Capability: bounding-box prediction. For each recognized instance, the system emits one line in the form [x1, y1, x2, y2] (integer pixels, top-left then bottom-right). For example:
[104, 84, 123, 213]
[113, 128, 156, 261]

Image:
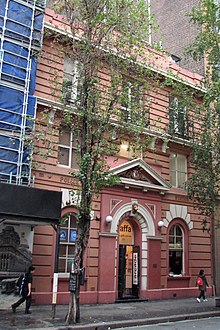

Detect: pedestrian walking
[196, 269, 209, 303]
[11, 265, 35, 314]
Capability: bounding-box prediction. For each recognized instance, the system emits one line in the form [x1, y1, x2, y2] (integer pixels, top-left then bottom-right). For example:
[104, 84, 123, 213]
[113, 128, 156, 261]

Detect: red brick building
[28, 8, 212, 305]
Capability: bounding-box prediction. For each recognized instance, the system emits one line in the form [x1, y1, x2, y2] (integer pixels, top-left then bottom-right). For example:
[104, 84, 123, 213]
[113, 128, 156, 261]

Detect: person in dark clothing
[11, 265, 35, 314]
[196, 269, 209, 302]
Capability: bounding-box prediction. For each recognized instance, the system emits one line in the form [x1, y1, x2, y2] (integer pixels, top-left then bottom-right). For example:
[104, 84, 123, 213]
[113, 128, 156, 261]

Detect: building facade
[150, 0, 205, 75]
[0, 1, 212, 306]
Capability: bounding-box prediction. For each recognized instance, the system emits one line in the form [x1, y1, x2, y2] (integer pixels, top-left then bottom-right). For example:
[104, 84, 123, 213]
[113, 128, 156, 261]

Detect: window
[120, 78, 145, 123]
[169, 224, 184, 275]
[59, 214, 77, 273]
[170, 153, 187, 189]
[62, 58, 83, 105]
[58, 125, 80, 168]
[169, 96, 188, 138]
[213, 0, 220, 33]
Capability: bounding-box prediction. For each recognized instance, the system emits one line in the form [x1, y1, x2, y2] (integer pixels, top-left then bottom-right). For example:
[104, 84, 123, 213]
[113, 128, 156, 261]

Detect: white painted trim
[109, 158, 171, 192]
[164, 204, 193, 230]
[111, 202, 155, 292]
[110, 203, 155, 236]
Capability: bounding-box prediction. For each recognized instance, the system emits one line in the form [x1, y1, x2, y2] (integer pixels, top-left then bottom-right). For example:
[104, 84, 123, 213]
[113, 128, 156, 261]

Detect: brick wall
[151, 0, 205, 75]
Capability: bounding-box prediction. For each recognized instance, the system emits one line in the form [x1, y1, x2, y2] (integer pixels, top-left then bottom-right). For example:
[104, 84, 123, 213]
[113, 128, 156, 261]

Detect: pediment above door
[109, 158, 171, 193]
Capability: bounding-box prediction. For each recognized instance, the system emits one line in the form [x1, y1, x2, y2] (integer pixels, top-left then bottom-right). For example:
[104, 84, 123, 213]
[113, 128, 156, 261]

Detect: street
[115, 316, 220, 329]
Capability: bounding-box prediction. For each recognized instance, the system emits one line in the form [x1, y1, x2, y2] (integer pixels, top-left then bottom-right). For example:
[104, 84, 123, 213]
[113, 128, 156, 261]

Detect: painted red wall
[148, 239, 162, 289]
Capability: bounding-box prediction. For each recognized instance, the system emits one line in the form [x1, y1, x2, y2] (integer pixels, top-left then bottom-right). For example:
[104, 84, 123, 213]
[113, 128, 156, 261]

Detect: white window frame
[63, 58, 83, 105]
[170, 153, 187, 189]
[59, 214, 77, 274]
[169, 224, 184, 276]
[169, 96, 187, 137]
[121, 79, 143, 122]
[57, 125, 79, 168]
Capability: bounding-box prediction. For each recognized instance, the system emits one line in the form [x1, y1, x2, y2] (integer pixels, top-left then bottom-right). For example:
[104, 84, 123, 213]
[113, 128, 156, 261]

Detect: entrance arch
[110, 203, 156, 296]
[110, 203, 155, 236]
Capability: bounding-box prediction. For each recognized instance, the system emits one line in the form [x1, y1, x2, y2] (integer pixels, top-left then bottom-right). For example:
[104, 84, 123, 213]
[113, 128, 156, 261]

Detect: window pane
[59, 245, 67, 257]
[170, 155, 176, 170]
[59, 128, 70, 146]
[169, 250, 183, 275]
[176, 237, 182, 248]
[170, 171, 176, 186]
[67, 261, 72, 273]
[175, 225, 182, 236]
[177, 155, 186, 172]
[121, 81, 130, 109]
[58, 258, 66, 272]
[70, 215, 77, 228]
[169, 226, 174, 235]
[58, 147, 69, 166]
[178, 173, 186, 188]
[68, 245, 75, 255]
[60, 229, 68, 242]
[71, 150, 80, 168]
[70, 230, 77, 242]
[169, 236, 174, 244]
[64, 57, 74, 74]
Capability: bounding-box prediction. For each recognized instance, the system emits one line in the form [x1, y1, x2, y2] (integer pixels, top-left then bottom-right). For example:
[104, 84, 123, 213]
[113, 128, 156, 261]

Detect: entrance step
[115, 298, 149, 303]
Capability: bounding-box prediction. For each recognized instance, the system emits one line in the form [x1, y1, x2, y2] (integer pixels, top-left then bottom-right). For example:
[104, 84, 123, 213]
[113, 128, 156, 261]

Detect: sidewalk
[0, 297, 220, 330]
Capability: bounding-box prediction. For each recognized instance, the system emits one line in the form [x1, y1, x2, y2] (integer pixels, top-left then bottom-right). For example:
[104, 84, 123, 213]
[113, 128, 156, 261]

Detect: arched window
[169, 224, 184, 276]
[59, 214, 77, 273]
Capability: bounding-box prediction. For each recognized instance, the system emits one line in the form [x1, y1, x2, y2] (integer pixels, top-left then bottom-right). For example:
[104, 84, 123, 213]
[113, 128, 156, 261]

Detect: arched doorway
[118, 219, 139, 299]
[111, 203, 155, 300]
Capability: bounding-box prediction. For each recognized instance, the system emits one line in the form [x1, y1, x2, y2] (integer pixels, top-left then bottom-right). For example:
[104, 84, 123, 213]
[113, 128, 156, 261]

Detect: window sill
[167, 275, 190, 280]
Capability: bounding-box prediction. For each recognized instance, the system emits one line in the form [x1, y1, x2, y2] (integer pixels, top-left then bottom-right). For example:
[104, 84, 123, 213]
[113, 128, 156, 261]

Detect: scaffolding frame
[0, 0, 45, 185]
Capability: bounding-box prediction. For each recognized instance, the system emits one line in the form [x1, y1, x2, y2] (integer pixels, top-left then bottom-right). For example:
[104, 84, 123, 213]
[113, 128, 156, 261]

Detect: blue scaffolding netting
[0, 0, 45, 184]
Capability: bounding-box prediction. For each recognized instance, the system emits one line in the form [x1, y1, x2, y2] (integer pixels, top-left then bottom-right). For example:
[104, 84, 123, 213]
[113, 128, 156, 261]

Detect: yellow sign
[119, 220, 133, 245]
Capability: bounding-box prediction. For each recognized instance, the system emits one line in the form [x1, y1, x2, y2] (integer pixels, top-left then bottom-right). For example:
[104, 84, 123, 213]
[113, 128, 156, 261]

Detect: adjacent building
[150, 0, 205, 75]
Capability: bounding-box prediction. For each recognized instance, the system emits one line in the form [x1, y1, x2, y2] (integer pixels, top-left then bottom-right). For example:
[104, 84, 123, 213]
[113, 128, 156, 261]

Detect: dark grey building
[151, 0, 205, 75]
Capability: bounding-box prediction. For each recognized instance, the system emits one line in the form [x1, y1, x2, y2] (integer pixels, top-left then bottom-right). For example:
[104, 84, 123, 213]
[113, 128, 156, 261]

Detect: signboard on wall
[133, 252, 138, 285]
[69, 273, 78, 292]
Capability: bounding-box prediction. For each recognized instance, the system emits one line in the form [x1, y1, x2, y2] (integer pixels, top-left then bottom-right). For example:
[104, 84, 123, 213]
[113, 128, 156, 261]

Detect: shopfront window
[169, 224, 184, 276]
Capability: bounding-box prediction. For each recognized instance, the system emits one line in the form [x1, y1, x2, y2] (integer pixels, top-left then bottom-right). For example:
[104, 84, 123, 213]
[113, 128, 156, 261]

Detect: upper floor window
[169, 96, 188, 138]
[59, 214, 77, 273]
[169, 224, 184, 276]
[213, 0, 220, 33]
[120, 78, 149, 125]
[170, 153, 187, 189]
[62, 58, 83, 105]
[58, 125, 80, 168]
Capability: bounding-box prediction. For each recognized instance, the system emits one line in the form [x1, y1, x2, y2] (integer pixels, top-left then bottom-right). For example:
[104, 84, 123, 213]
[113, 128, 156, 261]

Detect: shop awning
[0, 182, 61, 225]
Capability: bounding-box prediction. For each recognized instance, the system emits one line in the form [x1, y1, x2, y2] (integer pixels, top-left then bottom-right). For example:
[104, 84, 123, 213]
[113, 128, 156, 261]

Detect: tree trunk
[65, 274, 80, 324]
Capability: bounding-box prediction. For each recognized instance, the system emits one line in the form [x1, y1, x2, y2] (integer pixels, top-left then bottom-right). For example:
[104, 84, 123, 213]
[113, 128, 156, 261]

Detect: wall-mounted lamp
[106, 215, 113, 223]
[158, 220, 165, 228]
